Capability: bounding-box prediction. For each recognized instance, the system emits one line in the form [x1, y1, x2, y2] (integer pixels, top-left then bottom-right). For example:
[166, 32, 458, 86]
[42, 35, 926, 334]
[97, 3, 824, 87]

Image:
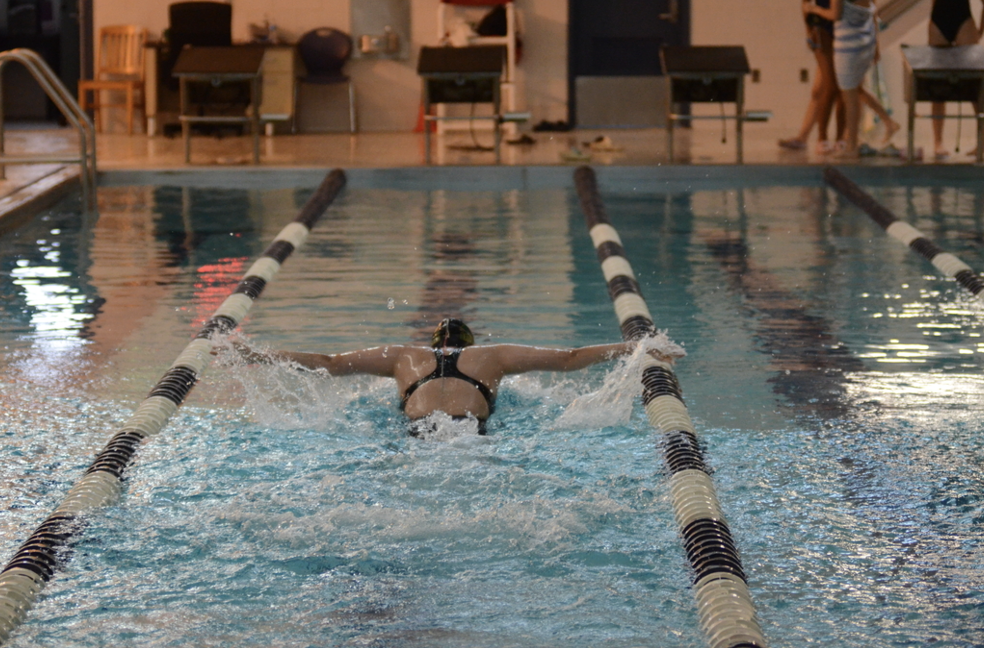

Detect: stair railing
[0, 48, 97, 211]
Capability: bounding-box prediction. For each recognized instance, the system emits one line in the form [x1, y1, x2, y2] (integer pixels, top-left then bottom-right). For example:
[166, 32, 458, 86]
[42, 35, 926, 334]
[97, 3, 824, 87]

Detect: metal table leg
[667, 112, 675, 164]
[251, 75, 260, 164]
[181, 77, 191, 163]
[493, 80, 501, 164]
[424, 83, 432, 165]
[736, 78, 745, 165]
[907, 99, 915, 164]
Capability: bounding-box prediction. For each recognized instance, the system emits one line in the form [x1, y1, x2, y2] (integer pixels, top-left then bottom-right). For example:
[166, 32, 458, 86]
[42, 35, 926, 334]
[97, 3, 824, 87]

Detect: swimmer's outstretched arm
[227, 340, 403, 377]
[222, 340, 320, 368]
[493, 340, 675, 375]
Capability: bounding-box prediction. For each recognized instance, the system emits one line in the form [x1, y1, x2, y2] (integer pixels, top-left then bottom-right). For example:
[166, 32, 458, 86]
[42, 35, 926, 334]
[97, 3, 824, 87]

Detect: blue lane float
[0, 169, 347, 644]
[824, 166, 984, 296]
[574, 166, 767, 648]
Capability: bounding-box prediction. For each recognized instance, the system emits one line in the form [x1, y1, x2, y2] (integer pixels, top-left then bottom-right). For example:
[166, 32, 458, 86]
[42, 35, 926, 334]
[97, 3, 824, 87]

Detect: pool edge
[4, 164, 983, 233]
[98, 164, 984, 191]
[0, 166, 80, 235]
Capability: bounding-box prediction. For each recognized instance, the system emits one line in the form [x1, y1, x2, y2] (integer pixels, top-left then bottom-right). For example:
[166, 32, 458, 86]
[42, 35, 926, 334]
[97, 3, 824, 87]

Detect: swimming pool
[0, 167, 981, 647]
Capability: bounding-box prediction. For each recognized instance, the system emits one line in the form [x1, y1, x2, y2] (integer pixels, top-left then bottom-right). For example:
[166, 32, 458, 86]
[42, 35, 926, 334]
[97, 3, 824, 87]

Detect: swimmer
[225, 318, 680, 436]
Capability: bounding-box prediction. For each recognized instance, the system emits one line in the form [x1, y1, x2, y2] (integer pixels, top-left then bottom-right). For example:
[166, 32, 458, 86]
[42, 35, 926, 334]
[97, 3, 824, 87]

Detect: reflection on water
[11, 259, 92, 346]
[0, 179, 982, 647]
[574, 181, 984, 646]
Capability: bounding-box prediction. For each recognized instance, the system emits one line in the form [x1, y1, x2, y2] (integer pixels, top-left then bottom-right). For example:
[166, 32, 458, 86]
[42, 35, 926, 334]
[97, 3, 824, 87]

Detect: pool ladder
[0, 48, 97, 210]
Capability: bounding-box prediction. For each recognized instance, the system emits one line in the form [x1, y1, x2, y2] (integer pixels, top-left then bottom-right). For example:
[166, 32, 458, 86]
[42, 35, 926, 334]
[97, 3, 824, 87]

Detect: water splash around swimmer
[552, 331, 686, 430]
[213, 331, 685, 437]
[211, 334, 390, 432]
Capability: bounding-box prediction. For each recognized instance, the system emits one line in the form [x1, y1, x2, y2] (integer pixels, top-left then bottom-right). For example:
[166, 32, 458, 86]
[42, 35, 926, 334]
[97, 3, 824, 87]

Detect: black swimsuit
[400, 348, 496, 415]
[932, 0, 972, 44]
[806, 0, 834, 35]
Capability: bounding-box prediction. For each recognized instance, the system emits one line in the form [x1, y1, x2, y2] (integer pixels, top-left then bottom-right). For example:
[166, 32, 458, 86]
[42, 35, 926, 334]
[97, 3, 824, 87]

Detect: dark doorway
[568, 0, 690, 127]
[0, 0, 85, 123]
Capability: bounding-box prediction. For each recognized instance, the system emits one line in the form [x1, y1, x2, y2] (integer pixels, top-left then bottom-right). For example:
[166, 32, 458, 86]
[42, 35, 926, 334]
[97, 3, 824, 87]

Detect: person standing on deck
[803, 0, 898, 158]
[928, 0, 984, 159]
[780, 0, 845, 154]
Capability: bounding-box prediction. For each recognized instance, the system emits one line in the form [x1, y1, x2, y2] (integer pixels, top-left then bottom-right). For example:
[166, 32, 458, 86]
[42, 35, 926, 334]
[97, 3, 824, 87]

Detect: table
[417, 45, 505, 164]
[172, 46, 265, 163]
[660, 46, 750, 164]
[902, 45, 984, 163]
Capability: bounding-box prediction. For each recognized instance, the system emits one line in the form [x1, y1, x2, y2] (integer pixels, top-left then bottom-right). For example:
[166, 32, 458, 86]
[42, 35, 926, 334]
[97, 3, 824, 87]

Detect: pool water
[0, 171, 982, 647]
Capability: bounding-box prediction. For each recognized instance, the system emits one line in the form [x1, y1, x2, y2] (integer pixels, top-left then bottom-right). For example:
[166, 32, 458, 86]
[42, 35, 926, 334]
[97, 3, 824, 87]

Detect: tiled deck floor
[91, 122, 968, 169]
[0, 117, 979, 203]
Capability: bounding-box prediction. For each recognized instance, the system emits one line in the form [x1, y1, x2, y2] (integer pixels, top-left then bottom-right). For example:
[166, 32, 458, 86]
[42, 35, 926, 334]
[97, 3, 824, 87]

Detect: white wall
[692, 0, 816, 130]
[92, 0, 957, 134]
[94, 0, 570, 132]
[691, 0, 961, 134]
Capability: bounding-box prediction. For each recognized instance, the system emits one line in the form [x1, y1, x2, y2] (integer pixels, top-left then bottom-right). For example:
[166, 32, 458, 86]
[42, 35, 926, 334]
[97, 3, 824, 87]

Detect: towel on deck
[833, 1, 876, 90]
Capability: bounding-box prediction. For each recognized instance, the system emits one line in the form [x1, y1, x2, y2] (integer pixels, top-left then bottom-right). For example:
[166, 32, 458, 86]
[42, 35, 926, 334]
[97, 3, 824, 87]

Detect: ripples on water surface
[0, 178, 981, 647]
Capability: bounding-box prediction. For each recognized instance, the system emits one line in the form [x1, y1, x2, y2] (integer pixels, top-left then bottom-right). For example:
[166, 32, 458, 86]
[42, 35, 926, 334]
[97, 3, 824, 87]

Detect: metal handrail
[0, 48, 97, 210]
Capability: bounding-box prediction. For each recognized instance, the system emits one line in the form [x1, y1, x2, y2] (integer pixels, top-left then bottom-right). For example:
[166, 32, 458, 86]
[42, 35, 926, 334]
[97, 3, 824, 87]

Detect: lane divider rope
[0, 168, 347, 644]
[824, 167, 984, 296]
[574, 166, 767, 648]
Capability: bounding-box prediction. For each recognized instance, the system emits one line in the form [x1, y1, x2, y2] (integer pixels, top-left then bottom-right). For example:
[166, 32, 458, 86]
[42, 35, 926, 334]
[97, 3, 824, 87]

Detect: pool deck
[0, 119, 980, 228]
[83, 122, 980, 169]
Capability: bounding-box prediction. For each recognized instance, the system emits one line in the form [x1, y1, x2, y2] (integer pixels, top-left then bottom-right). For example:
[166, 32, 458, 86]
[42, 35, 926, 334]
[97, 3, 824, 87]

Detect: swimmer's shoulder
[384, 344, 439, 363]
[335, 344, 432, 369]
[459, 343, 547, 366]
[464, 343, 560, 354]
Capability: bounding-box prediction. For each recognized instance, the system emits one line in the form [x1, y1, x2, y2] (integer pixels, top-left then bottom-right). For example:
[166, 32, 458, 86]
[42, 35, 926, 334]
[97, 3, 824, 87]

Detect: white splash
[552, 331, 685, 430]
[410, 411, 490, 445]
[211, 335, 387, 432]
[212, 332, 686, 436]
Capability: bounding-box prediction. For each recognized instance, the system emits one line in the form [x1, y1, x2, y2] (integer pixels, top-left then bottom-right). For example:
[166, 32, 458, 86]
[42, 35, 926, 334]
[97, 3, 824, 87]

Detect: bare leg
[781, 73, 822, 147]
[780, 25, 830, 150]
[927, 19, 978, 157]
[834, 94, 846, 144]
[932, 101, 948, 157]
[814, 29, 839, 151]
[835, 87, 862, 158]
[859, 87, 900, 143]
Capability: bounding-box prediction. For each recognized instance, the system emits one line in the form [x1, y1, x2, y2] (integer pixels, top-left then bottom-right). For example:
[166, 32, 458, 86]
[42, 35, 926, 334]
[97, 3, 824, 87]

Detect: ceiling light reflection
[847, 371, 984, 411]
[859, 341, 935, 363]
[10, 262, 93, 354]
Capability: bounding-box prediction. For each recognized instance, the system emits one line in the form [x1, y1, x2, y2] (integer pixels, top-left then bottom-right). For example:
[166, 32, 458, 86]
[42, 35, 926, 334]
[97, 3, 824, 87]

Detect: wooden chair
[77, 26, 148, 134]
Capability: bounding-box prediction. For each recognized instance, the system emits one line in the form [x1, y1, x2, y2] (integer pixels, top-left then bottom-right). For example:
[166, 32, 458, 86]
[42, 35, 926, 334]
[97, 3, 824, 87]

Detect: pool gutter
[3, 163, 984, 237]
[0, 166, 79, 235]
[100, 164, 984, 192]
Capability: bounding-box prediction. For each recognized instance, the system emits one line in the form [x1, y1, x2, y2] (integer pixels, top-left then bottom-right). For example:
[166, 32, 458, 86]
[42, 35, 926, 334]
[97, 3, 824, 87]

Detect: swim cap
[431, 318, 475, 348]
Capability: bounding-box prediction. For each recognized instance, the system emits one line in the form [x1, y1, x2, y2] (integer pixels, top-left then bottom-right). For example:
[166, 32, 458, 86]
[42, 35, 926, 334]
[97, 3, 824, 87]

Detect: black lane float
[574, 166, 767, 648]
[0, 169, 347, 644]
[824, 167, 984, 296]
